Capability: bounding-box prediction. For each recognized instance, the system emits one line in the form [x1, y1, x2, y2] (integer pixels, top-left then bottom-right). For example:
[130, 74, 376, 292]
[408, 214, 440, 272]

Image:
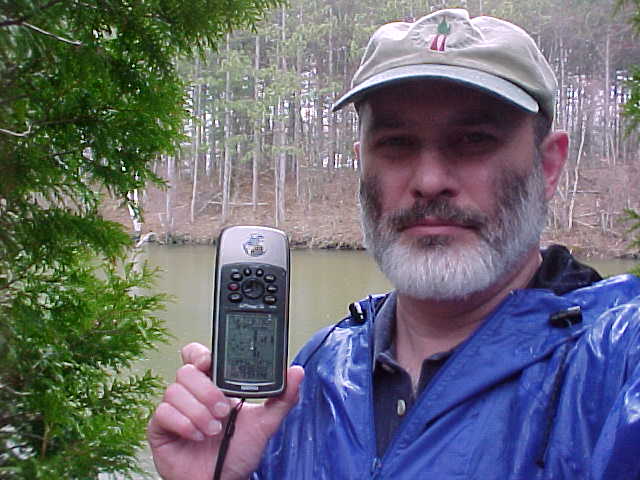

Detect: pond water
[139, 245, 637, 378]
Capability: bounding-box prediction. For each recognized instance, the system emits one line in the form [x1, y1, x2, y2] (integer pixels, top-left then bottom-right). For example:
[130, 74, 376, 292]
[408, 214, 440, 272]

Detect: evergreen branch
[0, 383, 31, 397]
[34, 114, 100, 127]
[74, 1, 98, 9]
[33, 106, 152, 130]
[0, 124, 32, 137]
[0, 413, 26, 428]
[38, 0, 67, 13]
[48, 148, 85, 159]
[2, 443, 35, 461]
[40, 422, 50, 458]
[0, 94, 29, 107]
[7, 443, 31, 451]
[22, 22, 82, 46]
[1, 17, 24, 28]
[0, 430, 44, 441]
[0, 278, 18, 294]
[0, 0, 68, 28]
[1, 0, 280, 475]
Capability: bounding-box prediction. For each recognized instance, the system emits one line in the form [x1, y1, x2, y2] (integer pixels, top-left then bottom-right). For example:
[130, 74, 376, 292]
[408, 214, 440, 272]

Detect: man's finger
[181, 342, 211, 371]
[163, 382, 224, 438]
[175, 364, 232, 420]
[148, 402, 206, 444]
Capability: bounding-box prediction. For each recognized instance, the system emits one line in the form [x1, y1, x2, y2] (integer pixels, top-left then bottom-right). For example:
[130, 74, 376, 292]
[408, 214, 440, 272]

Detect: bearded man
[148, 9, 640, 480]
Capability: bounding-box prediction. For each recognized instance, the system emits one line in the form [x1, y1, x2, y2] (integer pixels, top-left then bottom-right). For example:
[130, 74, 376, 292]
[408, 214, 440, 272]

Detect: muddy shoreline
[106, 167, 640, 261]
[131, 229, 639, 260]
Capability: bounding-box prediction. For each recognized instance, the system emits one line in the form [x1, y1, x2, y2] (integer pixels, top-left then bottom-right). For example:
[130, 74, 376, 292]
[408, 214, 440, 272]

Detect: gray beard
[359, 161, 547, 301]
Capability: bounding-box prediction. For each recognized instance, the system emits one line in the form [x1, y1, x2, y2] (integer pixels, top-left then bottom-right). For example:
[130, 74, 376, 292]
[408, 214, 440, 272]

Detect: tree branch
[0, 429, 44, 441]
[0, 383, 31, 397]
[0, 94, 29, 107]
[22, 22, 82, 46]
[0, 0, 67, 28]
[0, 124, 32, 137]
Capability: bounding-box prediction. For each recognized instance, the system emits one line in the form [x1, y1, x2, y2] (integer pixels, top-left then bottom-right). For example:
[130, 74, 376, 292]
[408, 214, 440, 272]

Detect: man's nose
[409, 148, 459, 201]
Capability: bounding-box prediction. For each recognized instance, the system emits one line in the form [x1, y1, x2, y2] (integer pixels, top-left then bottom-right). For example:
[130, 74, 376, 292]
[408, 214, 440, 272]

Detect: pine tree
[0, 0, 281, 477]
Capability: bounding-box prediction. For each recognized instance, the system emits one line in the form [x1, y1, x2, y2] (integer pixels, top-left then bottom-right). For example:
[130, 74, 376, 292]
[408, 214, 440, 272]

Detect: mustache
[386, 198, 488, 232]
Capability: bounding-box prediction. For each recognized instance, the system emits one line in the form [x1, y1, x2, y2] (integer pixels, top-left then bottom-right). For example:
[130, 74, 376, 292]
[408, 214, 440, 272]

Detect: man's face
[355, 81, 548, 300]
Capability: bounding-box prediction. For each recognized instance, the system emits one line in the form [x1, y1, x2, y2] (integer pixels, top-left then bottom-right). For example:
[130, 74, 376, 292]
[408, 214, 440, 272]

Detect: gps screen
[224, 312, 276, 383]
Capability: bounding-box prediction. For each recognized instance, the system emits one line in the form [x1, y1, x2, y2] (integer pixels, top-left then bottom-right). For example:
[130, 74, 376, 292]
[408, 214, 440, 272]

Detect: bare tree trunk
[252, 35, 261, 211]
[127, 188, 143, 238]
[189, 55, 201, 224]
[315, 92, 324, 168]
[558, 36, 566, 130]
[272, 112, 279, 225]
[294, 21, 303, 199]
[277, 99, 287, 226]
[164, 155, 175, 236]
[221, 34, 232, 222]
[176, 147, 182, 181]
[294, 96, 301, 199]
[604, 31, 611, 164]
[568, 121, 586, 231]
[204, 70, 216, 178]
[328, 6, 337, 169]
[274, 7, 287, 226]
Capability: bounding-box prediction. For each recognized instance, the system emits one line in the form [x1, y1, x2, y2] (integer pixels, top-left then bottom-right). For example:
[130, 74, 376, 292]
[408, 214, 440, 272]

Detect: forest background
[103, 0, 640, 258]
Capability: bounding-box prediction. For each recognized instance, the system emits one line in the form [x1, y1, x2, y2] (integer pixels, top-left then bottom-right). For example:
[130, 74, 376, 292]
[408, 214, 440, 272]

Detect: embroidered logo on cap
[410, 12, 481, 53]
[430, 18, 450, 51]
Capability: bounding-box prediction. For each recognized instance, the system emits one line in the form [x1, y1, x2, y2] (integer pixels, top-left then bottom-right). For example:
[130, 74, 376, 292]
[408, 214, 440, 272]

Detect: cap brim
[331, 64, 539, 113]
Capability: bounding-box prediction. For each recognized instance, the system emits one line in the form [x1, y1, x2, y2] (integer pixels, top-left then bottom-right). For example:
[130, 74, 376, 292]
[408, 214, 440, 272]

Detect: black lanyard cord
[213, 398, 246, 480]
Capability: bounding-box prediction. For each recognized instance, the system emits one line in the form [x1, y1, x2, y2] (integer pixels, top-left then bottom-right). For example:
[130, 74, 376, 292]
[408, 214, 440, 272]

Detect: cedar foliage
[0, 0, 281, 477]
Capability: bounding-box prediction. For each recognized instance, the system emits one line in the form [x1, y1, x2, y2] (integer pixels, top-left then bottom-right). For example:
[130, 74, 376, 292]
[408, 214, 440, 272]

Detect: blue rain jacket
[255, 273, 640, 479]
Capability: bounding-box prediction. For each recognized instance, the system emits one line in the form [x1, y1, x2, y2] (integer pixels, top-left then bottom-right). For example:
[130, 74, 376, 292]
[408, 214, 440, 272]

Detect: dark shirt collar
[373, 244, 602, 368]
[372, 290, 397, 367]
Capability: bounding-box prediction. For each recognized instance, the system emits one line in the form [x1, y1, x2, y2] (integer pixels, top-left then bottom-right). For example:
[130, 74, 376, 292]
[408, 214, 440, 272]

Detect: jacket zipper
[364, 295, 385, 479]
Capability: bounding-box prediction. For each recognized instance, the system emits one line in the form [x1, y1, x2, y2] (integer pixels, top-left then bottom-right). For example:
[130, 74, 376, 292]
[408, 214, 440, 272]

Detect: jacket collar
[370, 244, 602, 368]
[401, 274, 640, 432]
[528, 244, 602, 294]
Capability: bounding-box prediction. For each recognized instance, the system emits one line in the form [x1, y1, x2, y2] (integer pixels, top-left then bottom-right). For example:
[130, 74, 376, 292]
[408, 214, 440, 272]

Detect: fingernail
[192, 430, 205, 442]
[214, 401, 230, 417]
[207, 419, 222, 436]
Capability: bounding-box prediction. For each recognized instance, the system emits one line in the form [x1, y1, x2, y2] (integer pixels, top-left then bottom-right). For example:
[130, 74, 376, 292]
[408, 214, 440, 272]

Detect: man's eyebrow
[367, 108, 522, 133]
[449, 110, 520, 128]
[367, 116, 411, 132]
[366, 109, 521, 132]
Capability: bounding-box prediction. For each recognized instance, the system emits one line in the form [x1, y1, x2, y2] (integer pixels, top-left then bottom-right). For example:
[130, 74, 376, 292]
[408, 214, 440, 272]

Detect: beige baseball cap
[332, 9, 557, 120]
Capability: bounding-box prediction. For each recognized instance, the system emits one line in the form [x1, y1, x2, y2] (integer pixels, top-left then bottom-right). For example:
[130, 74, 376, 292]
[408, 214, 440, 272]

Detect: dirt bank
[101, 167, 640, 259]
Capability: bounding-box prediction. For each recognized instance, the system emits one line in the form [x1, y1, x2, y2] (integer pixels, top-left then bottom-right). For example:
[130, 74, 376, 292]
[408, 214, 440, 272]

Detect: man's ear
[539, 131, 569, 200]
[354, 141, 361, 168]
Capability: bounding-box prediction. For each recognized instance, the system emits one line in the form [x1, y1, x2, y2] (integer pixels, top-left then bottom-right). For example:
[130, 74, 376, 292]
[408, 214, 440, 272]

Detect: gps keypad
[224, 264, 284, 306]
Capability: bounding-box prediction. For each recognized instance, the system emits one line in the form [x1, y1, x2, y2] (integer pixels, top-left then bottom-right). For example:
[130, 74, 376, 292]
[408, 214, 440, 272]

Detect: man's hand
[147, 342, 304, 480]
